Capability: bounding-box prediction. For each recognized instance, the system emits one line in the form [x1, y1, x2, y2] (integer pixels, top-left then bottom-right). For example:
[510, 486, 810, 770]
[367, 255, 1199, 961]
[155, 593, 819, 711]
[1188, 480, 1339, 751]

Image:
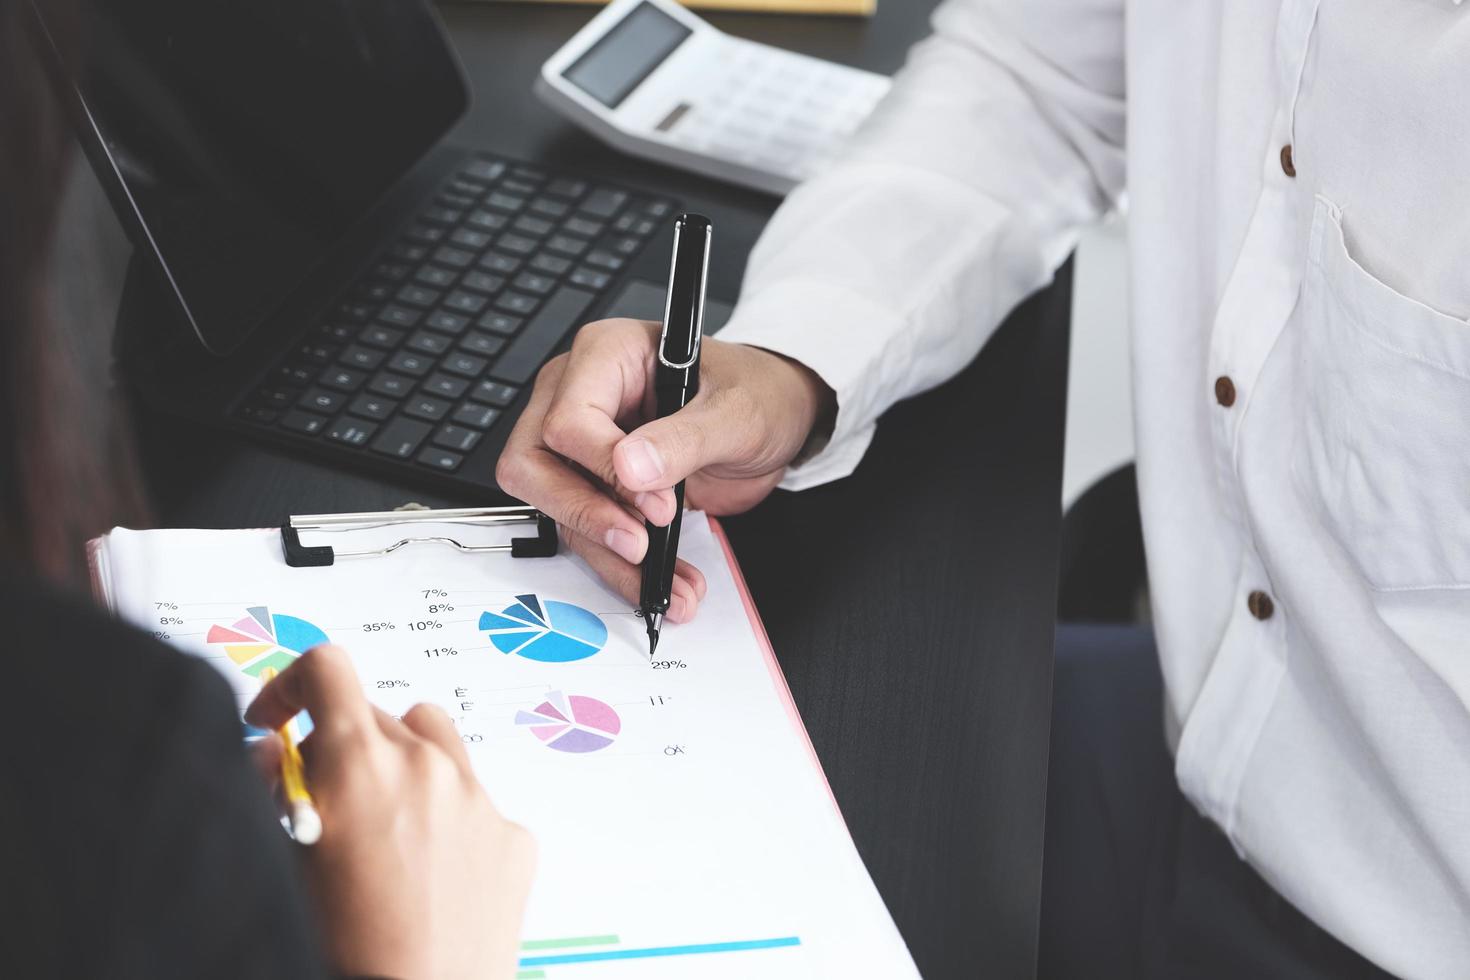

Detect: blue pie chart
[479, 594, 608, 663]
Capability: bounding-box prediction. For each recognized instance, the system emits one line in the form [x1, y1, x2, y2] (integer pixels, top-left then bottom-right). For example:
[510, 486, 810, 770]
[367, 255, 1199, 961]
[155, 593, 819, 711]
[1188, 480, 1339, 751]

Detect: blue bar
[518, 936, 801, 967]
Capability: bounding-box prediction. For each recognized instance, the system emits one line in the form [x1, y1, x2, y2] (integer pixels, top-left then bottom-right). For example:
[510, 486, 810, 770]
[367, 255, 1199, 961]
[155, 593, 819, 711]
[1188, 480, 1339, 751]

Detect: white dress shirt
[716, 1, 1470, 975]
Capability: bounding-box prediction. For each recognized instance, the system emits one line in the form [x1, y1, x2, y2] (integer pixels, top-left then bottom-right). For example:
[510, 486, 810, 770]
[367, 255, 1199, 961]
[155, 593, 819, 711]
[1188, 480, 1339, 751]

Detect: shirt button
[1280, 144, 1296, 178]
[1248, 590, 1275, 621]
[1214, 376, 1237, 408]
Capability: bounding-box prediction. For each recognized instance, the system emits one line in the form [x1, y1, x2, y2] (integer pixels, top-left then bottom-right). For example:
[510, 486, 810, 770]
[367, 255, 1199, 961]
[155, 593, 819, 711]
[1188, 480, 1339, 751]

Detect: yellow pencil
[260, 666, 322, 845]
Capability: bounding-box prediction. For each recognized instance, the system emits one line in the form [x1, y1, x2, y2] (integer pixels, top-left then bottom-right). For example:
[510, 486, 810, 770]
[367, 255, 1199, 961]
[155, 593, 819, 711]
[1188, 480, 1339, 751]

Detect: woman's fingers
[401, 703, 474, 778]
[244, 644, 375, 738]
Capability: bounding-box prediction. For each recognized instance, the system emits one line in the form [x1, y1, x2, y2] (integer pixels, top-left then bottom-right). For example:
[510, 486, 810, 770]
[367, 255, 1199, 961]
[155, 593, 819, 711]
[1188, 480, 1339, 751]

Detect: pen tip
[645, 612, 663, 657]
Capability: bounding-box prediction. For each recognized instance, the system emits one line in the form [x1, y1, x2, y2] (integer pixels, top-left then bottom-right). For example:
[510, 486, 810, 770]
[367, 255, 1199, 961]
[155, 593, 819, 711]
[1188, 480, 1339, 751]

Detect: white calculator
[535, 0, 891, 196]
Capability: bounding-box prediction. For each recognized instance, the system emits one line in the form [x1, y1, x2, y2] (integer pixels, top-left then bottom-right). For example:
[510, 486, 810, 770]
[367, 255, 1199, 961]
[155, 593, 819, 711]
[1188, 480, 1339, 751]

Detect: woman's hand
[496, 318, 833, 621]
[246, 646, 535, 980]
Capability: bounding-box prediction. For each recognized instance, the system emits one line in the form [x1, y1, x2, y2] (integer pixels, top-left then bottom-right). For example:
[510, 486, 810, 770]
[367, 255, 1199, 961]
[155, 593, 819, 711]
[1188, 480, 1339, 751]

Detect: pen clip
[657, 215, 712, 371]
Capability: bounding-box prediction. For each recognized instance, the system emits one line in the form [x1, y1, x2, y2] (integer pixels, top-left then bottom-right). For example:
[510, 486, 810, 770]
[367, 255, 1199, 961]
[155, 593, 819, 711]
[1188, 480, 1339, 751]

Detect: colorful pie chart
[479, 594, 608, 663]
[514, 691, 621, 753]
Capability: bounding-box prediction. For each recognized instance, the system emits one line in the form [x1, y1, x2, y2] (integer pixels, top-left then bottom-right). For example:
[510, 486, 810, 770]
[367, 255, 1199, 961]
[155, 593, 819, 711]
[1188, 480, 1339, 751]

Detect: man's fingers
[244, 645, 375, 736]
[401, 703, 474, 777]
[564, 533, 704, 624]
[501, 444, 651, 564]
[613, 389, 765, 493]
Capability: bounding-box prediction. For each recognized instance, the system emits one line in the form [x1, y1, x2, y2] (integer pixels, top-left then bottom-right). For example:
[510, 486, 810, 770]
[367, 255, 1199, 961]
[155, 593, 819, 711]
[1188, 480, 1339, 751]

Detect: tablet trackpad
[604, 279, 734, 333]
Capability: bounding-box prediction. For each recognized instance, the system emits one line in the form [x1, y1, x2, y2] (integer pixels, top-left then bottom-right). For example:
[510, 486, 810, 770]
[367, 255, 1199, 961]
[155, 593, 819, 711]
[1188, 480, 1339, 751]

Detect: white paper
[94, 512, 919, 978]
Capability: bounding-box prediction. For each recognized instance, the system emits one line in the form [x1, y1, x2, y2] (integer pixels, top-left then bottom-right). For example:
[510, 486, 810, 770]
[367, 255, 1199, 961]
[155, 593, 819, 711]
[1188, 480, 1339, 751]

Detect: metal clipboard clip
[280, 505, 558, 568]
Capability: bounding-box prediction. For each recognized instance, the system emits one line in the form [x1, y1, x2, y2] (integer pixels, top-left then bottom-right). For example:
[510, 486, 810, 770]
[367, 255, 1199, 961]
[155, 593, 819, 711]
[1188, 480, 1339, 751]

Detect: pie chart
[479, 594, 608, 663]
[207, 606, 330, 679]
[514, 691, 621, 753]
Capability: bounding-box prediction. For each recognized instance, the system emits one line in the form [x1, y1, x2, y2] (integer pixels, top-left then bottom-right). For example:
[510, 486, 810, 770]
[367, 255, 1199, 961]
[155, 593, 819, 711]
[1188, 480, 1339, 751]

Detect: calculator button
[460, 332, 506, 356]
[319, 366, 367, 393]
[443, 353, 490, 378]
[461, 158, 505, 182]
[569, 268, 611, 291]
[299, 388, 346, 414]
[471, 381, 519, 407]
[414, 266, 457, 290]
[530, 253, 572, 276]
[442, 290, 488, 315]
[348, 394, 397, 421]
[467, 210, 508, 232]
[416, 447, 465, 472]
[432, 424, 483, 453]
[424, 310, 470, 335]
[405, 331, 451, 356]
[495, 292, 540, 316]
[450, 402, 501, 429]
[449, 227, 493, 250]
[459, 271, 504, 295]
[387, 351, 433, 377]
[580, 189, 627, 218]
[404, 395, 451, 422]
[326, 418, 378, 447]
[357, 326, 404, 350]
[395, 284, 441, 308]
[370, 417, 432, 459]
[368, 372, 415, 398]
[476, 312, 522, 336]
[478, 252, 521, 274]
[377, 305, 421, 329]
[423, 373, 470, 400]
[280, 410, 328, 436]
[546, 178, 587, 200]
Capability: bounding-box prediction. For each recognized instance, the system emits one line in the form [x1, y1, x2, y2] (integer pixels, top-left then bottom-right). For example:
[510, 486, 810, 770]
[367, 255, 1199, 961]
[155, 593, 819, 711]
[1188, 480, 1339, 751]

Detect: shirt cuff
[716, 279, 900, 490]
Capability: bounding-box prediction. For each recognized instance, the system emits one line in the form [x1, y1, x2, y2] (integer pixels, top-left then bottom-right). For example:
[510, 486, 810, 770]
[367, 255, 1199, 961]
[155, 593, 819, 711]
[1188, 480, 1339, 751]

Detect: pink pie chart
[514, 691, 621, 754]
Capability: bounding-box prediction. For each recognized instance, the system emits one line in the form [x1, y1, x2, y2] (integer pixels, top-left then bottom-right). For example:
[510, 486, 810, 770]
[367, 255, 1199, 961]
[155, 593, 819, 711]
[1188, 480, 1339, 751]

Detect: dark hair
[0, 0, 146, 586]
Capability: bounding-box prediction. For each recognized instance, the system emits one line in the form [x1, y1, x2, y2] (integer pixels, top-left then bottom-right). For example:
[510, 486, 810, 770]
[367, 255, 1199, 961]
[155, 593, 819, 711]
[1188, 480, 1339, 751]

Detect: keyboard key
[340, 344, 387, 370]
[395, 284, 440, 308]
[513, 215, 554, 237]
[404, 394, 451, 422]
[511, 166, 546, 182]
[417, 447, 465, 472]
[530, 253, 572, 276]
[405, 224, 445, 244]
[449, 227, 493, 250]
[502, 179, 538, 196]
[299, 388, 346, 414]
[610, 235, 641, 255]
[423, 373, 470, 400]
[513, 272, 556, 296]
[255, 387, 297, 410]
[281, 410, 328, 436]
[357, 325, 404, 349]
[471, 380, 519, 407]
[296, 342, 338, 364]
[425, 310, 470, 335]
[529, 197, 569, 219]
[546, 177, 588, 200]
[478, 252, 521, 274]
[614, 212, 656, 235]
[459, 270, 504, 295]
[319, 366, 367, 392]
[495, 233, 538, 256]
[585, 250, 624, 271]
[461, 158, 505, 182]
[387, 350, 433, 377]
[433, 424, 483, 453]
[460, 331, 506, 356]
[448, 178, 487, 198]
[563, 217, 603, 238]
[438, 191, 475, 209]
[546, 234, 589, 258]
[489, 287, 594, 384]
[338, 301, 376, 322]
[405, 331, 451, 356]
[486, 192, 526, 213]
[495, 292, 540, 315]
[644, 200, 674, 218]
[443, 352, 490, 378]
[467, 209, 508, 232]
[377, 305, 421, 329]
[421, 205, 462, 226]
[432, 245, 475, 269]
[348, 393, 398, 421]
[569, 267, 611, 291]
[476, 312, 522, 336]
[414, 265, 457, 288]
[276, 363, 315, 386]
[369, 372, 415, 398]
[371, 417, 432, 458]
[358, 281, 393, 303]
[580, 188, 627, 218]
[442, 290, 488, 315]
[389, 241, 429, 263]
[238, 404, 280, 425]
[451, 402, 501, 429]
[326, 417, 378, 447]
[318, 322, 356, 343]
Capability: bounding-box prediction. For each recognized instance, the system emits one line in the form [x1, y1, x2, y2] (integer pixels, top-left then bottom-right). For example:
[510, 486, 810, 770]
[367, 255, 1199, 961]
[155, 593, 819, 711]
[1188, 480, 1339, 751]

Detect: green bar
[515, 971, 546, 979]
[521, 934, 620, 951]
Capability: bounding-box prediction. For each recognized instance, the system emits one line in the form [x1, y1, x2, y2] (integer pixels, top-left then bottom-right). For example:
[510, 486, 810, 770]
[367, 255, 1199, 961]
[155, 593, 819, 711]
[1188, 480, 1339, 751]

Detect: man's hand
[497, 318, 833, 622]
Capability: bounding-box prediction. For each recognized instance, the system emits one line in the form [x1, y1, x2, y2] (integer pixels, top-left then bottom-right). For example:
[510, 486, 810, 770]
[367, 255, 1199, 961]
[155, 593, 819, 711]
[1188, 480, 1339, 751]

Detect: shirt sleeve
[716, 0, 1127, 488]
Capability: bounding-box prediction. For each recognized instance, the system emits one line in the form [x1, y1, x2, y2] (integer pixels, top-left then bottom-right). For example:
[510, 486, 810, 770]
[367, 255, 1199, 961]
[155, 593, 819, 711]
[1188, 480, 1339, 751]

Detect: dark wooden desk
[133, 5, 1069, 976]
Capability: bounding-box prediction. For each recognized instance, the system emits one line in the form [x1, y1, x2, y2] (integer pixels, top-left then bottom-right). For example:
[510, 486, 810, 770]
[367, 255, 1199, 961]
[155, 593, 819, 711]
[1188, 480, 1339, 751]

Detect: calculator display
[562, 2, 692, 108]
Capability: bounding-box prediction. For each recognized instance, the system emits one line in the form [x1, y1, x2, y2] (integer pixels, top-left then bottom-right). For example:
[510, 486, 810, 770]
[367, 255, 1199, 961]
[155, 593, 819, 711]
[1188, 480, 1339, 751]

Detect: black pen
[639, 213, 712, 656]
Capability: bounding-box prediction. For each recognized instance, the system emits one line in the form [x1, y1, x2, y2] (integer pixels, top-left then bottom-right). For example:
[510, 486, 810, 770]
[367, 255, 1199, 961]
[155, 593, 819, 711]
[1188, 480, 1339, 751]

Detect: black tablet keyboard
[234, 155, 675, 474]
